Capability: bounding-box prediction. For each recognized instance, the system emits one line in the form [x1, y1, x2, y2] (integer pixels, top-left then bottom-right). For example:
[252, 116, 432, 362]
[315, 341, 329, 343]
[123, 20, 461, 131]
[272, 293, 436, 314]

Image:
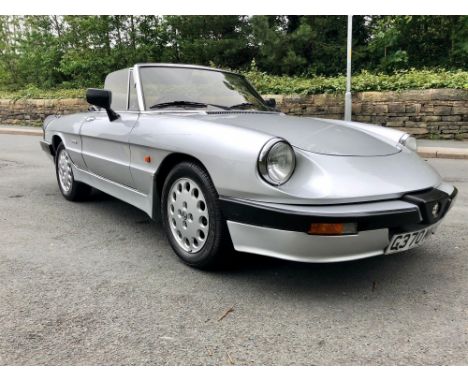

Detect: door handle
[84, 116, 96, 122]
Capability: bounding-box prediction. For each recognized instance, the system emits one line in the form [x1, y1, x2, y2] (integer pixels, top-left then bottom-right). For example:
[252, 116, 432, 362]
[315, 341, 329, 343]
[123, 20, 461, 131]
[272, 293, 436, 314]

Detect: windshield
[139, 66, 269, 111]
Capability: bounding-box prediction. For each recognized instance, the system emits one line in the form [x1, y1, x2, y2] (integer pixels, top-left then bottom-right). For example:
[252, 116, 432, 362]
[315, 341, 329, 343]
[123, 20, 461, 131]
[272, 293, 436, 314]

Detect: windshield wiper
[227, 102, 256, 110]
[149, 101, 228, 110]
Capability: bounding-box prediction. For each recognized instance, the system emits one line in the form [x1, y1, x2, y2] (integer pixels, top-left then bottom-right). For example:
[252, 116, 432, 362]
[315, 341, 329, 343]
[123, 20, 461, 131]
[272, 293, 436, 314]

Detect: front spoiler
[221, 185, 457, 263]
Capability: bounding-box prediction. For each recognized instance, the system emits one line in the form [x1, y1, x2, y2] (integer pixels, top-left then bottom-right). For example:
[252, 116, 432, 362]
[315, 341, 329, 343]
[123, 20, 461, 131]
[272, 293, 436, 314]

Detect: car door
[79, 68, 138, 188]
[80, 110, 138, 187]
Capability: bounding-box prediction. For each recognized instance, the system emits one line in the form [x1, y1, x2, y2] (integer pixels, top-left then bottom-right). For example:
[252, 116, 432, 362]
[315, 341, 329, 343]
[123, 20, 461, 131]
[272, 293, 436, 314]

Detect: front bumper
[221, 185, 457, 263]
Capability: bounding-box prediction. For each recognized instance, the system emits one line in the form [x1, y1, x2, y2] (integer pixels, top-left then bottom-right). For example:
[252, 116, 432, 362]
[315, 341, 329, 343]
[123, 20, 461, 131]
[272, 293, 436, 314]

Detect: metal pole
[344, 15, 352, 121]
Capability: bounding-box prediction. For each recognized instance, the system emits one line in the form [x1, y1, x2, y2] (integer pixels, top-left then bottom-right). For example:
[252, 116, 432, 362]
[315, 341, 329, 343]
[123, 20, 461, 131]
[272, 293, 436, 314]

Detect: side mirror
[265, 98, 276, 109]
[86, 88, 120, 122]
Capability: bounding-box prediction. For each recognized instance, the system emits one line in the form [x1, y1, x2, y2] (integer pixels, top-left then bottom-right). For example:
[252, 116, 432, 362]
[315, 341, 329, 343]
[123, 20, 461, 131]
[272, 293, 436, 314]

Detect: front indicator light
[308, 222, 357, 235]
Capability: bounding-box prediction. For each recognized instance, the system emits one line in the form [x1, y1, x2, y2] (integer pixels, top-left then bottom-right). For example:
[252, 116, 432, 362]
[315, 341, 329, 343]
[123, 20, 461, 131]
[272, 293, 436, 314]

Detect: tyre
[55, 142, 91, 201]
[161, 161, 233, 269]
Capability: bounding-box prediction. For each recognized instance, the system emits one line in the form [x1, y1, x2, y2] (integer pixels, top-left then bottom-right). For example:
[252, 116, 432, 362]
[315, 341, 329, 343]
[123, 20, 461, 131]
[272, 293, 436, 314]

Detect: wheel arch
[51, 134, 64, 156]
[152, 153, 214, 221]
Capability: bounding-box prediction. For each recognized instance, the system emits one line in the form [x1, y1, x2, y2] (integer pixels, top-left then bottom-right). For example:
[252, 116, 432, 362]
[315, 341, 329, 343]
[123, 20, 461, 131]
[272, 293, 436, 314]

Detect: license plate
[385, 228, 429, 254]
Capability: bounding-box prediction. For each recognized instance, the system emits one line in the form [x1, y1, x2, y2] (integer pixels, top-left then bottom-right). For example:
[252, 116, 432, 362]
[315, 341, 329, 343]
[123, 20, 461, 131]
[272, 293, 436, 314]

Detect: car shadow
[220, 249, 426, 295]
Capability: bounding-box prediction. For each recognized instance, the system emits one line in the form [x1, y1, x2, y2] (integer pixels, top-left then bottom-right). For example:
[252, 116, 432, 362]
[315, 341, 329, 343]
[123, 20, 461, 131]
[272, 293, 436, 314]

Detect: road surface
[0, 135, 466, 365]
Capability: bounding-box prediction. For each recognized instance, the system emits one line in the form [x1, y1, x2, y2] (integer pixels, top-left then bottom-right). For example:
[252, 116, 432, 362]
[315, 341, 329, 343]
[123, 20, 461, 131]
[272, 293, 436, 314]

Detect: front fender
[128, 113, 274, 198]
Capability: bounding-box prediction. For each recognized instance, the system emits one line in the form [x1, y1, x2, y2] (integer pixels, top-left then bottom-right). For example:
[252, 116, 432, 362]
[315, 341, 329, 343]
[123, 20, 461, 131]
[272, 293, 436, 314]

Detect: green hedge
[0, 69, 466, 99]
[0, 86, 85, 100]
[244, 69, 468, 95]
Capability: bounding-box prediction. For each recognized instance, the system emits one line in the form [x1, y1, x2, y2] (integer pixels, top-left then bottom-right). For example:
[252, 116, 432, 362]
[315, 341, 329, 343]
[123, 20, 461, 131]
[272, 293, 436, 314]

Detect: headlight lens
[399, 134, 417, 152]
[258, 139, 296, 185]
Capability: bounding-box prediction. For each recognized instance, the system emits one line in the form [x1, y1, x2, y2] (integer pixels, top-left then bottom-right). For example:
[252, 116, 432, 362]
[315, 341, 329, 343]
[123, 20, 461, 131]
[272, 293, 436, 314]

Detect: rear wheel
[55, 142, 91, 201]
[161, 161, 233, 269]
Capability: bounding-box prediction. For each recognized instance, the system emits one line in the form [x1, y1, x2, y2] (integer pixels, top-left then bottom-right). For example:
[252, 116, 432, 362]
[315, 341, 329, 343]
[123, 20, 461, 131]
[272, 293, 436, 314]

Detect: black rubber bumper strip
[219, 197, 422, 233]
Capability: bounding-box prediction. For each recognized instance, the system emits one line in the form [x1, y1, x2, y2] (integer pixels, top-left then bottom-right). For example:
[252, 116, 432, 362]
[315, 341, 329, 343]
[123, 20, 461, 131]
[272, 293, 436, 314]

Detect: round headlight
[399, 134, 417, 152]
[258, 138, 296, 185]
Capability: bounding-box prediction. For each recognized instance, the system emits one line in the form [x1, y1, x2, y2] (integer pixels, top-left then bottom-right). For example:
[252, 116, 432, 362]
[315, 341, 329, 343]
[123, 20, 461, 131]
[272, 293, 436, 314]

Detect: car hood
[191, 112, 400, 156]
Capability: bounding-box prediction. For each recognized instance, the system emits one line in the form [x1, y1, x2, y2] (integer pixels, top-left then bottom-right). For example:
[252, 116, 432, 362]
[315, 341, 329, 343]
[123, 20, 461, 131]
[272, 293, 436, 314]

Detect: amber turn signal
[308, 222, 357, 235]
[144, 155, 151, 163]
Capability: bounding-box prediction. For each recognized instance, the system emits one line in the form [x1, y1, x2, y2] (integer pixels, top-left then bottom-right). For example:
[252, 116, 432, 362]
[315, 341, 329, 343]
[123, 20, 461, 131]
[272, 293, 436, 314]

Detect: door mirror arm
[86, 88, 120, 122]
[105, 108, 120, 122]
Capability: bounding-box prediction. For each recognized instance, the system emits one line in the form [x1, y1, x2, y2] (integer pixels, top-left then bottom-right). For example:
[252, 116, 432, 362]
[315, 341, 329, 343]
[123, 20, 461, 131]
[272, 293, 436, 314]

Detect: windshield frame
[133, 64, 270, 112]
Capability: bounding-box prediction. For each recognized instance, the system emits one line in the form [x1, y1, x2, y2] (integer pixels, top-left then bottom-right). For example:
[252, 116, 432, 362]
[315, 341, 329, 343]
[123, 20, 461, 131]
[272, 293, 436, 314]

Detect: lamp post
[344, 15, 352, 121]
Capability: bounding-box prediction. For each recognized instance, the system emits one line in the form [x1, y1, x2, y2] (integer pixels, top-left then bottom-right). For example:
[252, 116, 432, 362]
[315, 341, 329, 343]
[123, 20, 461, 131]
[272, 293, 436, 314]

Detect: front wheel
[161, 161, 233, 269]
[55, 142, 91, 201]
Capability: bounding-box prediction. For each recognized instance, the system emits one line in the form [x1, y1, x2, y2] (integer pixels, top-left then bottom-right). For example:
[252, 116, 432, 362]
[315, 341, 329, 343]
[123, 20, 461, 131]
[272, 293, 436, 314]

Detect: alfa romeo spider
[40, 63, 457, 268]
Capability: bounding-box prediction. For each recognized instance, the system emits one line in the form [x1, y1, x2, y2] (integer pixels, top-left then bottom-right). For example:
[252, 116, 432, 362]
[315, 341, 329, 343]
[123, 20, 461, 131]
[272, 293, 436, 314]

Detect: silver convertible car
[40, 63, 457, 268]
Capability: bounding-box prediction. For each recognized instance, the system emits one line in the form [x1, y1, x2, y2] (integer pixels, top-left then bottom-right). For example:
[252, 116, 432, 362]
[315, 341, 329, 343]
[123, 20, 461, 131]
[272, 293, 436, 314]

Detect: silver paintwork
[228, 222, 389, 262]
[42, 63, 456, 263]
[71, 162, 151, 214]
[167, 177, 209, 254]
[227, 221, 441, 263]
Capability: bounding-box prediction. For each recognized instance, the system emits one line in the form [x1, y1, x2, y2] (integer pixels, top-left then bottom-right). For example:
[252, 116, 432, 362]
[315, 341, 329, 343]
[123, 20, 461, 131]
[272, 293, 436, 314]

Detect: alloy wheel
[58, 149, 73, 193]
[167, 177, 210, 254]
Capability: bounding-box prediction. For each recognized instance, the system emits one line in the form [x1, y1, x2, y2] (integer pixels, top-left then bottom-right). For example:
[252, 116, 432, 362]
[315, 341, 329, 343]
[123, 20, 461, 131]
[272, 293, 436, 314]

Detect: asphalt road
[0, 135, 466, 365]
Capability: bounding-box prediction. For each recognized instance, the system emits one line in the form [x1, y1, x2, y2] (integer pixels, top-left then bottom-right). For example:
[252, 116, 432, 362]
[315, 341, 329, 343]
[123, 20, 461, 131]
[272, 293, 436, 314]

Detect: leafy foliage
[244, 68, 468, 94]
[1, 69, 466, 100]
[0, 15, 467, 92]
[366, 16, 468, 72]
[0, 85, 85, 100]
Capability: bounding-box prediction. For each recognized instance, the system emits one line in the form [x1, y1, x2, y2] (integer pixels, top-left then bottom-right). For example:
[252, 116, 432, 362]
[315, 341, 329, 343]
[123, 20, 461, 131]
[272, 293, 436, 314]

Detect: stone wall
[0, 98, 88, 127]
[0, 89, 467, 139]
[268, 89, 468, 139]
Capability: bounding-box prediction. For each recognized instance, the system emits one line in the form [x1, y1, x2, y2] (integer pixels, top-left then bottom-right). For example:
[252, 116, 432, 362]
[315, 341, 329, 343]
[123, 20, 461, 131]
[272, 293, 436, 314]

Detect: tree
[162, 16, 253, 69]
[0, 15, 465, 89]
[367, 16, 468, 72]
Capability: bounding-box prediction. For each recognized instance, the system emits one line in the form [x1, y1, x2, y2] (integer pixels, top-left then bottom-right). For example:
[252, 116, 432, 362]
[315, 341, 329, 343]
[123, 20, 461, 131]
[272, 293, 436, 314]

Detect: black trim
[220, 197, 422, 233]
[39, 140, 53, 156]
[391, 186, 458, 234]
[450, 186, 458, 202]
[402, 188, 451, 225]
[220, 187, 457, 234]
